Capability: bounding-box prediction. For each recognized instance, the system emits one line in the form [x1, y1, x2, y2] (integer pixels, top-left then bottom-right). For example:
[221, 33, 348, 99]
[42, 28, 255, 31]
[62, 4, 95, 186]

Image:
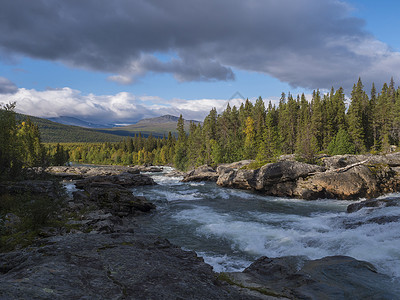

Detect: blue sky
[1, 0, 400, 123]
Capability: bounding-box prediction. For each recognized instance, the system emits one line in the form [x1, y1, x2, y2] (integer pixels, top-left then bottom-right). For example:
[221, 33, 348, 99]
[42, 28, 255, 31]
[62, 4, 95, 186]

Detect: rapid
[132, 167, 400, 279]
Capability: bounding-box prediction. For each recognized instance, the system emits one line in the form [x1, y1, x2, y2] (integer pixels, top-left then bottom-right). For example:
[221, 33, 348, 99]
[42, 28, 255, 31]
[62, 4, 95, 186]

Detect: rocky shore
[183, 153, 400, 200]
[1, 164, 400, 299]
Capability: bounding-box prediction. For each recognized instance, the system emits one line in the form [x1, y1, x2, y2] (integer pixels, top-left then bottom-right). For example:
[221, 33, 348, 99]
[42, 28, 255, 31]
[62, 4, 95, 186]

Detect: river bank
[1, 164, 400, 299]
[183, 153, 400, 200]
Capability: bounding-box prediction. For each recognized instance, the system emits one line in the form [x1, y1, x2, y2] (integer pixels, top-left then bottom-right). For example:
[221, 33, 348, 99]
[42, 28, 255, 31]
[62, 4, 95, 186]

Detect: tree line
[3, 78, 399, 173]
[61, 78, 400, 170]
[0, 103, 69, 180]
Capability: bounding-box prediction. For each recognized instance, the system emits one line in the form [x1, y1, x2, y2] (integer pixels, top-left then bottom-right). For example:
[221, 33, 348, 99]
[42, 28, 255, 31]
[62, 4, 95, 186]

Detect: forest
[2, 78, 400, 174]
[0, 103, 69, 180]
[60, 78, 400, 170]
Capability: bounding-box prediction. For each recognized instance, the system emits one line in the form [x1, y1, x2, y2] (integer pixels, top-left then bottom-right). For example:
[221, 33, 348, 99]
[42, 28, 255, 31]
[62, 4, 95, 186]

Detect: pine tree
[347, 78, 368, 153]
[174, 114, 188, 170]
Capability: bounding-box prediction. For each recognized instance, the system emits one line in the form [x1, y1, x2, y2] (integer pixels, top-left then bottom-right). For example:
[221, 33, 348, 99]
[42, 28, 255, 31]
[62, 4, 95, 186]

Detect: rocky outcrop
[217, 161, 325, 197]
[46, 165, 141, 179]
[185, 153, 400, 200]
[74, 172, 156, 189]
[181, 160, 254, 183]
[132, 165, 163, 173]
[221, 255, 400, 299]
[0, 232, 255, 300]
[0, 180, 64, 199]
[182, 164, 219, 182]
[2, 232, 398, 299]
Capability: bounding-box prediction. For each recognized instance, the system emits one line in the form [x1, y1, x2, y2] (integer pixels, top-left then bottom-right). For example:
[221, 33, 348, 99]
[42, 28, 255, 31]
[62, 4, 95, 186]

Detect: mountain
[16, 113, 200, 143]
[99, 115, 201, 138]
[16, 114, 125, 143]
[47, 116, 112, 128]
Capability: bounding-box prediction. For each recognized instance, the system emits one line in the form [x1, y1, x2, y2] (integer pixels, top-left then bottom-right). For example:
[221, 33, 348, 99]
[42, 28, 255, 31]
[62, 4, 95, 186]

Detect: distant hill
[47, 116, 111, 128]
[16, 114, 125, 143]
[100, 115, 201, 138]
[15, 113, 200, 143]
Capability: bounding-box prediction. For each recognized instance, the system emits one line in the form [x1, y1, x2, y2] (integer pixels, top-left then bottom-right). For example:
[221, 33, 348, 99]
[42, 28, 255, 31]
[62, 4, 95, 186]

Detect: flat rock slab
[0, 233, 253, 300]
[224, 256, 400, 300]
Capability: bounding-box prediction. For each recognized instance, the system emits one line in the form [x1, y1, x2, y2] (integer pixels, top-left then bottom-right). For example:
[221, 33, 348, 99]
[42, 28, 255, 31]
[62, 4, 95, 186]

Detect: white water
[133, 168, 400, 279]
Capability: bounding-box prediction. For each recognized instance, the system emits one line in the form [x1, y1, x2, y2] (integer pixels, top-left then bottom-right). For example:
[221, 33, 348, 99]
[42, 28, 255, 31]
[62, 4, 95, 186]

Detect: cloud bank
[1, 0, 399, 90]
[0, 87, 247, 123]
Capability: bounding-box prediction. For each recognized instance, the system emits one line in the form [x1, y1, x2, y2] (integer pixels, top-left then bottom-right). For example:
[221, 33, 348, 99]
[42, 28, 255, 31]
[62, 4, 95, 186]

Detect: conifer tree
[174, 114, 188, 170]
[347, 78, 368, 153]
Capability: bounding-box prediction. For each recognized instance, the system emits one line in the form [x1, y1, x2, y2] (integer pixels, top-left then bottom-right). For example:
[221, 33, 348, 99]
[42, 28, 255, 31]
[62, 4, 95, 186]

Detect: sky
[1, 0, 400, 124]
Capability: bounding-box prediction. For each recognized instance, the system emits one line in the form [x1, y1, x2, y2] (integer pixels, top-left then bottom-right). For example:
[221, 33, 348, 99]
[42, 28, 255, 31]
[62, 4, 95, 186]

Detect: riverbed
[131, 167, 400, 280]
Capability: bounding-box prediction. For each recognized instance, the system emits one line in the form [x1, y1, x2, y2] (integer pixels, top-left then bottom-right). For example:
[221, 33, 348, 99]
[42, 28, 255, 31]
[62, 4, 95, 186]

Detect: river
[130, 167, 400, 280]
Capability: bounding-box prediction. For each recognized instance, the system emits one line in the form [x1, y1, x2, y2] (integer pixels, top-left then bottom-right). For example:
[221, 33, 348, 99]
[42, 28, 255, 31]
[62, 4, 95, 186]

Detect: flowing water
[131, 167, 400, 280]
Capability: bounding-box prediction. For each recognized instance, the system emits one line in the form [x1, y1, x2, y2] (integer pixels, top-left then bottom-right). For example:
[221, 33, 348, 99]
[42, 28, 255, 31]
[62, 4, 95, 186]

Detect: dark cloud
[0, 77, 18, 94]
[0, 0, 398, 90]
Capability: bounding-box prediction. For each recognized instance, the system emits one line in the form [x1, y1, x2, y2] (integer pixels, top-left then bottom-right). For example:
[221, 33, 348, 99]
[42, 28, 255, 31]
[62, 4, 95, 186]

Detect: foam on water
[63, 181, 79, 199]
[171, 204, 400, 277]
[136, 168, 400, 278]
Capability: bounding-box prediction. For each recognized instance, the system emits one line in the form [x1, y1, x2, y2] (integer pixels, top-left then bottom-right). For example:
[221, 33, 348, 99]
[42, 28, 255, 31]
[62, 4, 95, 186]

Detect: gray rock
[0, 233, 255, 300]
[182, 165, 219, 182]
[223, 256, 400, 300]
[216, 161, 325, 197]
[347, 197, 400, 213]
[216, 154, 400, 200]
[0, 180, 64, 199]
[75, 172, 155, 188]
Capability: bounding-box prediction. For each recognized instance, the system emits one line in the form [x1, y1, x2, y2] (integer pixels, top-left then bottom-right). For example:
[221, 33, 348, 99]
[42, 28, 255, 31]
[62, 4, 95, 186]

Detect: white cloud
[0, 87, 255, 123]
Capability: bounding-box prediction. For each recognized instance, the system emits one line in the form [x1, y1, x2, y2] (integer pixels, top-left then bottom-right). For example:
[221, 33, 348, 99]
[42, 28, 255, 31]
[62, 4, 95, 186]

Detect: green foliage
[327, 129, 356, 155]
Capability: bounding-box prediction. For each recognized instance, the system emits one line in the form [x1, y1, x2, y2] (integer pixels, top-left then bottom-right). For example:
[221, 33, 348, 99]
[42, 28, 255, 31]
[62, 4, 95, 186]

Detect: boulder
[216, 155, 400, 200]
[295, 165, 379, 200]
[217, 161, 325, 196]
[216, 160, 254, 174]
[74, 172, 155, 189]
[347, 197, 400, 213]
[321, 152, 400, 170]
[182, 165, 219, 182]
[222, 255, 400, 300]
[297, 163, 399, 200]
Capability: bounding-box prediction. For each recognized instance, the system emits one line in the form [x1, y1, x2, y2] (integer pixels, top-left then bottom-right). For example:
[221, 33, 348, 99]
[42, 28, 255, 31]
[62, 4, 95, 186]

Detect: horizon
[1, 0, 400, 123]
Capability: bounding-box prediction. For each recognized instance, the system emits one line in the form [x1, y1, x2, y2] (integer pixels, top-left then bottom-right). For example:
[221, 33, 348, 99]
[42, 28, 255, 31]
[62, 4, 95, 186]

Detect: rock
[347, 197, 400, 213]
[321, 152, 400, 170]
[165, 170, 186, 177]
[222, 256, 400, 300]
[73, 183, 156, 217]
[321, 155, 371, 170]
[74, 172, 155, 189]
[216, 154, 400, 200]
[217, 161, 325, 196]
[216, 160, 254, 174]
[0, 180, 63, 199]
[0, 233, 254, 300]
[46, 165, 141, 179]
[297, 163, 398, 200]
[135, 165, 163, 173]
[182, 165, 219, 182]
[296, 165, 379, 200]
